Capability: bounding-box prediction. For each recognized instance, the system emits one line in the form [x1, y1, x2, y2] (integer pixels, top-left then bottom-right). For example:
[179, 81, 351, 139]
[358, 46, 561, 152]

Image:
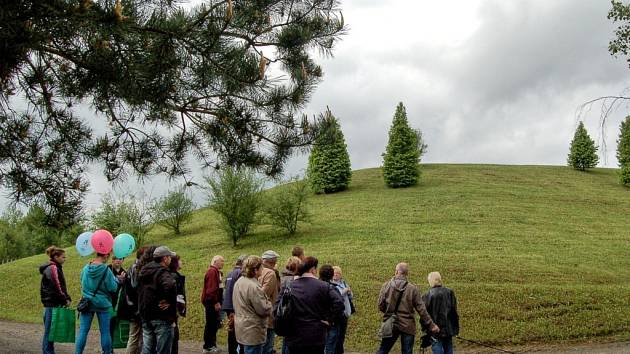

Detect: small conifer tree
[567, 122, 599, 171]
[382, 103, 425, 187]
[617, 116, 630, 167]
[307, 109, 352, 194]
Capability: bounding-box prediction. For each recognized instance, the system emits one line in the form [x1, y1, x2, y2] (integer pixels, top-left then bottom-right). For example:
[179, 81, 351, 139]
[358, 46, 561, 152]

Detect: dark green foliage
[307, 109, 351, 193]
[151, 187, 195, 235]
[0, 0, 346, 224]
[264, 177, 310, 235]
[0, 205, 82, 261]
[205, 167, 262, 246]
[567, 122, 599, 171]
[382, 102, 426, 187]
[617, 116, 630, 167]
[609, 1, 630, 68]
[91, 194, 152, 245]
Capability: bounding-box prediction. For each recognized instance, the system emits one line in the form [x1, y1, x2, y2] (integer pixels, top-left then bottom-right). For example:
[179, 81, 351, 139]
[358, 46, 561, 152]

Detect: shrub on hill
[152, 187, 195, 235]
[307, 109, 352, 194]
[205, 167, 263, 246]
[567, 122, 599, 171]
[382, 102, 427, 187]
[91, 193, 152, 245]
[620, 165, 630, 186]
[617, 116, 630, 167]
[263, 177, 310, 235]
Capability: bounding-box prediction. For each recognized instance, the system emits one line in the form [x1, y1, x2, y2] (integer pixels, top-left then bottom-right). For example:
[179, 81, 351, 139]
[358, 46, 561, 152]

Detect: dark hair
[45, 246, 65, 259]
[297, 256, 318, 276]
[169, 255, 181, 272]
[319, 264, 334, 282]
[96, 252, 109, 258]
[137, 245, 157, 274]
[291, 246, 304, 258]
[136, 246, 148, 260]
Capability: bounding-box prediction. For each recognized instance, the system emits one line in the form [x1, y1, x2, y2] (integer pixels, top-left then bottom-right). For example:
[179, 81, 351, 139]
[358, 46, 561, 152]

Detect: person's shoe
[203, 346, 220, 353]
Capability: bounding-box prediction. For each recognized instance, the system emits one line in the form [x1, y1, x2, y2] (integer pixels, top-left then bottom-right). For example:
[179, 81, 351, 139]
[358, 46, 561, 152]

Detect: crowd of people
[39, 245, 459, 354]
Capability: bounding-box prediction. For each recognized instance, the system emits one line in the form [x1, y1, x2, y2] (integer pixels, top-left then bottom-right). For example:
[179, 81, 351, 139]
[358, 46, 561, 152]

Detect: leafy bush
[152, 188, 195, 235]
[264, 178, 310, 235]
[205, 167, 263, 246]
[620, 165, 630, 186]
[307, 109, 352, 193]
[91, 193, 152, 245]
[382, 102, 427, 187]
[567, 122, 599, 171]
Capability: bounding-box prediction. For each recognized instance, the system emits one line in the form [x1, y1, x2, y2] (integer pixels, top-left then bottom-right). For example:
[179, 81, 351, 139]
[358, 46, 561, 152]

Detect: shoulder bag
[378, 281, 407, 338]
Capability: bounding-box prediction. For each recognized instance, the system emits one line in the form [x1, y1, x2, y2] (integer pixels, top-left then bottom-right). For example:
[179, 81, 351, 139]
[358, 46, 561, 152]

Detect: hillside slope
[2, 164, 629, 352]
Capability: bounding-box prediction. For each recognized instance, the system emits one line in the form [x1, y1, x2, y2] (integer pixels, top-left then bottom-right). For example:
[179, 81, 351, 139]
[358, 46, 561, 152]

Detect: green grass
[2, 164, 630, 352]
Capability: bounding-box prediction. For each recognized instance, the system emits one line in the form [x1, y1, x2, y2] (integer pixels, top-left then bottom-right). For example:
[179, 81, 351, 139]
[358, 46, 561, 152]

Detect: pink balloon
[90, 229, 114, 254]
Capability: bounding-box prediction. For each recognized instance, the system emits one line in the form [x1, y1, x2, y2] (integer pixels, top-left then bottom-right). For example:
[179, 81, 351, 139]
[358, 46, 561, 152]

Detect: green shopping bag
[111, 316, 130, 348]
[111, 289, 130, 348]
[48, 307, 76, 343]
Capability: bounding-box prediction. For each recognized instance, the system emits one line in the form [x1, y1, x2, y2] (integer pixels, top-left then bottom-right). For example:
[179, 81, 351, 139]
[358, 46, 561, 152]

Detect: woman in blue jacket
[75, 252, 119, 354]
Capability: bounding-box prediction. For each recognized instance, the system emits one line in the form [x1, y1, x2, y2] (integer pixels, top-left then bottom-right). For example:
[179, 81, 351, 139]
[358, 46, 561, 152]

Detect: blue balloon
[75, 231, 94, 257]
[113, 233, 136, 259]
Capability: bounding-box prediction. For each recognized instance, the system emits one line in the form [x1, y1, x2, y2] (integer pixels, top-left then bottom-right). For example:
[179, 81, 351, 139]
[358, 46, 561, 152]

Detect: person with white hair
[201, 255, 225, 353]
[423, 272, 459, 354]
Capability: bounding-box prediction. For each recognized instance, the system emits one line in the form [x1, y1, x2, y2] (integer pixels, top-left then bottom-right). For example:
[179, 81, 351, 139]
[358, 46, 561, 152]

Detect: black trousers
[226, 311, 244, 354]
[288, 345, 324, 354]
[203, 303, 219, 349]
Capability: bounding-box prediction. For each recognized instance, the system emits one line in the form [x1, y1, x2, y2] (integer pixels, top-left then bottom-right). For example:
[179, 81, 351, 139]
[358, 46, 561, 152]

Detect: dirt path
[1, 320, 630, 354]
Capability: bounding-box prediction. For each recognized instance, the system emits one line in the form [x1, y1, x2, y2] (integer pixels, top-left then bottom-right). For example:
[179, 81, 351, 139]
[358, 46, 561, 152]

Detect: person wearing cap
[137, 246, 178, 354]
[259, 250, 280, 354]
[201, 255, 225, 353]
[223, 255, 247, 354]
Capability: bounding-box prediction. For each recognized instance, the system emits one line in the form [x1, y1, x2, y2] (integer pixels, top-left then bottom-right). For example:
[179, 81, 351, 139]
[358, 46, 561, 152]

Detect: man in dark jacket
[376, 263, 439, 354]
[138, 246, 177, 354]
[423, 272, 459, 354]
[222, 255, 247, 354]
[283, 256, 344, 354]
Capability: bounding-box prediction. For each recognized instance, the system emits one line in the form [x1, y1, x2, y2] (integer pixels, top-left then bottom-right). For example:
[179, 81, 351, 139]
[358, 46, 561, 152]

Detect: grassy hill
[2, 164, 630, 352]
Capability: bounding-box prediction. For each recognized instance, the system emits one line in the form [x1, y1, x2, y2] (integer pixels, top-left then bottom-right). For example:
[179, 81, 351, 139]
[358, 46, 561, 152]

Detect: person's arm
[252, 286, 272, 317]
[329, 283, 345, 319]
[451, 290, 459, 333]
[105, 268, 119, 293]
[377, 282, 388, 313]
[49, 264, 69, 304]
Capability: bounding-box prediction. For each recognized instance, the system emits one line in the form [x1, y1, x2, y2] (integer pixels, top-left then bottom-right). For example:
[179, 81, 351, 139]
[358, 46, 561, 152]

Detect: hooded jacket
[423, 286, 459, 337]
[79, 263, 119, 312]
[138, 261, 177, 322]
[39, 261, 71, 307]
[377, 276, 435, 335]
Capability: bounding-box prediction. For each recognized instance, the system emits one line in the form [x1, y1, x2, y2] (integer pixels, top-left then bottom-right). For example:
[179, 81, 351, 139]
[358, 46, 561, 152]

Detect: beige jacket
[233, 276, 272, 345]
[377, 276, 435, 335]
[258, 266, 279, 328]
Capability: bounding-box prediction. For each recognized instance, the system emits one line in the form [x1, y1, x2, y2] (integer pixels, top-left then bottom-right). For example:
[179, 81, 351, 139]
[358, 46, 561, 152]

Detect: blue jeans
[325, 316, 348, 354]
[42, 307, 55, 354]
[431, 336, 453, 354]
[75, 311, 112, 354]
[142, 320, 174, 354]
[243, 344, 264, 354]
[262, 328, 275, 354]
[376, 330, 415, 354]
[281, 338, 290, 354]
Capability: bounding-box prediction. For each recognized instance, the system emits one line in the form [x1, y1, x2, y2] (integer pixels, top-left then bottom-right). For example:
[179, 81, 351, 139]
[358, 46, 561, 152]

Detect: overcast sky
[5, 0, 630, 212]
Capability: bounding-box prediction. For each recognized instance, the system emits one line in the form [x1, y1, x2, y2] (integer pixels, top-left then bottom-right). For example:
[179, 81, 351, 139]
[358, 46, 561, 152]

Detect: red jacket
[201, 266, 223, 305]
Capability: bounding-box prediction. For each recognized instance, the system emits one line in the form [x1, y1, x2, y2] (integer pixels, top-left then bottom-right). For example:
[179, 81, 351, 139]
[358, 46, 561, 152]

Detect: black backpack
[273, 282, 295, 336]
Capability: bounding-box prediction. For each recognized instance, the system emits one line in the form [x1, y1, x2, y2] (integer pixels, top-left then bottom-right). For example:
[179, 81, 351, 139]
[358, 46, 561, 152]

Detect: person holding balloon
[74, 230, 119, 354]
